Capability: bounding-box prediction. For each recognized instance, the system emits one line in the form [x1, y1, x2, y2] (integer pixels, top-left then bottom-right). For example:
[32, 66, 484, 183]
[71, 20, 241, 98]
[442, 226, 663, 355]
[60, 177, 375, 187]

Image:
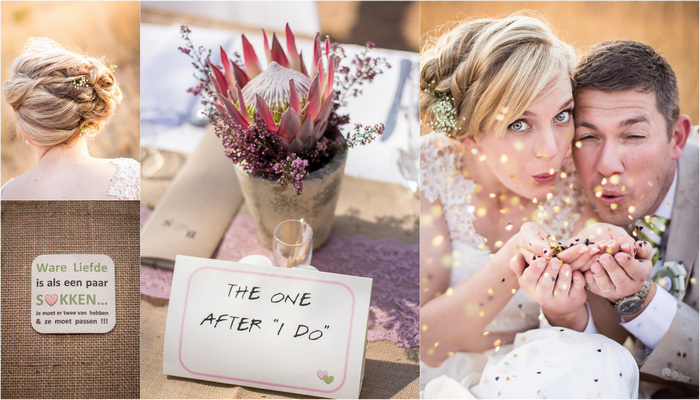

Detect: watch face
[617, 298, 643, 315]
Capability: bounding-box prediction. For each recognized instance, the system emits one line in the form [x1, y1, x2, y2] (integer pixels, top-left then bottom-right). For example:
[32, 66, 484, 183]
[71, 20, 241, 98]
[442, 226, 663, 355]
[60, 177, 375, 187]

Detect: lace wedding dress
[107, 158, 140, 200]
[420, 132, 638, 398]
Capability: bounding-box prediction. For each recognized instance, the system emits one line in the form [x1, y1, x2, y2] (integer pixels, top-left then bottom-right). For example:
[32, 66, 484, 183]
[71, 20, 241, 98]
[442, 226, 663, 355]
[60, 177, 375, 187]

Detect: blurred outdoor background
[420, 1, 699, 124]
[1, 1, 140, 185]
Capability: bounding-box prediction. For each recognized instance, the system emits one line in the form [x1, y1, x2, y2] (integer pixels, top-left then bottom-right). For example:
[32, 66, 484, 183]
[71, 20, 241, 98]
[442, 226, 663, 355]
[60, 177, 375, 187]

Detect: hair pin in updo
[73, 76, 88, 88]
[79, 124, 90, 136]
[425, 83, 458, 138]
[109, 64, 117, 71]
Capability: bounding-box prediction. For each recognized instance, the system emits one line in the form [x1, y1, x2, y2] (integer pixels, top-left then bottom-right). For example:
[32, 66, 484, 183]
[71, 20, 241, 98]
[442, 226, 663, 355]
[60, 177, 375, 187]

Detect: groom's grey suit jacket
[637, 143, 698, 389]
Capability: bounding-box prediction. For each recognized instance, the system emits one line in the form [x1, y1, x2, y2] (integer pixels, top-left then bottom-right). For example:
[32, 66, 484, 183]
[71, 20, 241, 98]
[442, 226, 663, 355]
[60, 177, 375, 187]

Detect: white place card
[163, 255, 373, 398]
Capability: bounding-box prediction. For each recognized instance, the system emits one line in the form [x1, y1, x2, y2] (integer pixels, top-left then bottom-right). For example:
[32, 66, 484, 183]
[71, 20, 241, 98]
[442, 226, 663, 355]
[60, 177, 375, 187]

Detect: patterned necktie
[634, 215, 670, 265]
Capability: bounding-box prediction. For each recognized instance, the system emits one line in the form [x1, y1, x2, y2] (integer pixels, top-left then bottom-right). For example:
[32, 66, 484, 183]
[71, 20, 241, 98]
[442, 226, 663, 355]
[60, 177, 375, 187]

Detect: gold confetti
[487, 288, 494, 295]
[500, 154, 508, 164]
[628, 206, 636, 214]
[510, 196, 520, 205]
[477, 207, 487, 217]
[691, 277, 697, 285]
[441, 254, 452, 267]
[532, 197, 538, 203]
[432, 235, 444, 247]
[505, 223, 513, 231]
[648, 181, 654, 187]
[448, 351, 455, 357]
[445, 288, 454, 296]
[427, 348, 435, 356]
[622, 186, 627, 192]
[560, 172, 567, 179]
[510, 174, 515, 179]
[575, 141, 582, 148]
[467, 205, 475, 214]
[564, 197, 570, 203]
[514, 140, 524, 151]
[479, 155, 487, 162]
[511, 288, 517, 294]
[430, 204, 442, 217]
[434, 342, 440, 348]
[561, 284, 568, 290]
[479, 311, 485, 317]
[610, 203, 618, 210]
[494, 240, 504, 248]
[601, 177, 608, 185]
[549, 168, 555, 175]
[499, 208, 509, 214]
[489, 193, 496, 198]
[546, 193, 553, 200]
[610, 175, 620, 184]
[494, 339, 502, 347]
[422, 324, 428, 332]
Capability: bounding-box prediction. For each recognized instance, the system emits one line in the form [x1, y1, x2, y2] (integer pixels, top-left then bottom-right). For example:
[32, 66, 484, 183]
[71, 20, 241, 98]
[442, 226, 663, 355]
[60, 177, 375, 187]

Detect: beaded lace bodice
[107, 158, 140, 200]
[420, 132, 581, 331]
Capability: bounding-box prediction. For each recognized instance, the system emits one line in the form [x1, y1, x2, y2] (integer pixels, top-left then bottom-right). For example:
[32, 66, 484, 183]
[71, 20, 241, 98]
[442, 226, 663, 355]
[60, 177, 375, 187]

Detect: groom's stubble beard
[588, 164, 676, 228]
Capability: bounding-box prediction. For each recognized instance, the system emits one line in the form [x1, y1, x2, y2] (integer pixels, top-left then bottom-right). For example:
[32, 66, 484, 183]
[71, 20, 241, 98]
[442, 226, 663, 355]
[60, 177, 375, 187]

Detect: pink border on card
[178, 266, 356, 394]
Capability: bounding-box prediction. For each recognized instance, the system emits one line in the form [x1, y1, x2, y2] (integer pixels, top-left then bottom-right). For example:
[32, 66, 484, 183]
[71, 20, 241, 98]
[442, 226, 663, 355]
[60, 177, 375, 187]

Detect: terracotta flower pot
[233, 148, 347, 249]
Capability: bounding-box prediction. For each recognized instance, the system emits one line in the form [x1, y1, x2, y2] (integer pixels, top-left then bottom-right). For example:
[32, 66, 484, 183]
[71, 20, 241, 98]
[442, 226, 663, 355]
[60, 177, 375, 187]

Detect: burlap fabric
[1, 201, 140, 399]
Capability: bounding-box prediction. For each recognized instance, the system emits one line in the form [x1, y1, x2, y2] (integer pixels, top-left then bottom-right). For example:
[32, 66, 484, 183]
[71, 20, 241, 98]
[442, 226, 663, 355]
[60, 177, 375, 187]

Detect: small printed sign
[31, 254, 116, 334]
[163, 255, 373, 398]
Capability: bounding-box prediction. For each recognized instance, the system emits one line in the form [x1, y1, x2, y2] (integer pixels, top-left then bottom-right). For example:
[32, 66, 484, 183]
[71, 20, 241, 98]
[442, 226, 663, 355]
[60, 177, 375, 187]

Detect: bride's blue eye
[555, 110, 572, 123]
[508, 119, 530, 132]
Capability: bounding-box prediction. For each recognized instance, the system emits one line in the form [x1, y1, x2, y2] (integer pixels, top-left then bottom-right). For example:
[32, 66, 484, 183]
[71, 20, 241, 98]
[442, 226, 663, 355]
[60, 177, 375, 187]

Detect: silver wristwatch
[612, 279, 652, 315]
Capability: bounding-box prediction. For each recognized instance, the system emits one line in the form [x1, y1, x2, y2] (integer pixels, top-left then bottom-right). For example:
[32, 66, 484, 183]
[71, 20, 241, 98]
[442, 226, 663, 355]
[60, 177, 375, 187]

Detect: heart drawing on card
[45, 294, 58, 306]
[317, 370, 334, 384]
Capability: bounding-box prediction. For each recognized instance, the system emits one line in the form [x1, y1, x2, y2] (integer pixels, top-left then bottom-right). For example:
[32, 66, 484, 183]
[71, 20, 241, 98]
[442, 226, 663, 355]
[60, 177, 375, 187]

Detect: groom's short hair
[574, 40, 679, 139]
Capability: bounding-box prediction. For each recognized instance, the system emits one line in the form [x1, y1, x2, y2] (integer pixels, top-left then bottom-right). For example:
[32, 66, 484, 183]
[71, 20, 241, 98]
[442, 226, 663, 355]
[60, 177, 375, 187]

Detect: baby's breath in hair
[426, 85, 458, 138]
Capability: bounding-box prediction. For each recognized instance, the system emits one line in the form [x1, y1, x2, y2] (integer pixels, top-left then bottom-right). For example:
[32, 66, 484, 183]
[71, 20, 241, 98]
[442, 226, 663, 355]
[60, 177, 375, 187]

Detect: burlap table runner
[1, 201, 140, 399]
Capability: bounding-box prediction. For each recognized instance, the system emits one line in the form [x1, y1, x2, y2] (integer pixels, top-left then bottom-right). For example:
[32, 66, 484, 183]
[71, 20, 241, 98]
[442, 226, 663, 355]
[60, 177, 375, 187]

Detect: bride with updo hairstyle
[2, 37, 139, 200]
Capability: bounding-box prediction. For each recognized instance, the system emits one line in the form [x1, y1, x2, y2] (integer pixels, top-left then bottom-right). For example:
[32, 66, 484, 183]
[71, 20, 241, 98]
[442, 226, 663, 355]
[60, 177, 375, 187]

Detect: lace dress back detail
[108, 158, 140, 200]
[420, 132, 581, 332]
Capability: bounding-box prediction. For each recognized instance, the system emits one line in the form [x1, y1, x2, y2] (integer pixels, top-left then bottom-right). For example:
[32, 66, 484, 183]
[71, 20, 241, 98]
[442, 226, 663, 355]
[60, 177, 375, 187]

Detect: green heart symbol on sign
[323, 375, 334, 384]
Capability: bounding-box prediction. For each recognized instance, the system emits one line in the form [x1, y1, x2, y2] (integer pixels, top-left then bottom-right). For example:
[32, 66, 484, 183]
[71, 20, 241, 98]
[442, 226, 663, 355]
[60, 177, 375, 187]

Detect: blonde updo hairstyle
[3, 44, 122, 147]
[420, 14, 575, 141]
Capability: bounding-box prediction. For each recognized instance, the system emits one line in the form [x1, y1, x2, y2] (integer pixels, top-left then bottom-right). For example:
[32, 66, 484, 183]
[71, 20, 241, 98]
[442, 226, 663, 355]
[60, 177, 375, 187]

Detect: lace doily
[108, 158, 140, 200]
[140, 210, 420, 348]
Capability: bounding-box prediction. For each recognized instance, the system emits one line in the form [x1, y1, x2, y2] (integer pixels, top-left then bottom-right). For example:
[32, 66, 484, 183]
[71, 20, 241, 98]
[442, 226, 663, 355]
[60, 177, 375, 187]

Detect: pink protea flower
[208, 24, 335, 153]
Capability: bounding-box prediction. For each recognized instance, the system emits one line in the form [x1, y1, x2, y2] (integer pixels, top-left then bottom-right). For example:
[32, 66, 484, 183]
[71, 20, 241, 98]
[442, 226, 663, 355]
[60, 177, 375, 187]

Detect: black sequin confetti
[502, 278, 505, 283]
[537, 371, 541, 374]
[518, 304, 523, 309]
[495, 377, 499, 381]
[594, 379, 598, 382]
[597, 349, 601, 352]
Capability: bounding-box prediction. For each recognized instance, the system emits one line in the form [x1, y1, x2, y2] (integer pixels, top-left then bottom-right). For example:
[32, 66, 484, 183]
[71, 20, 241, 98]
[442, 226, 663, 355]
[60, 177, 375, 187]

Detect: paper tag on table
[31, 254, 116, 334]
[163, 255, 373, 398]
